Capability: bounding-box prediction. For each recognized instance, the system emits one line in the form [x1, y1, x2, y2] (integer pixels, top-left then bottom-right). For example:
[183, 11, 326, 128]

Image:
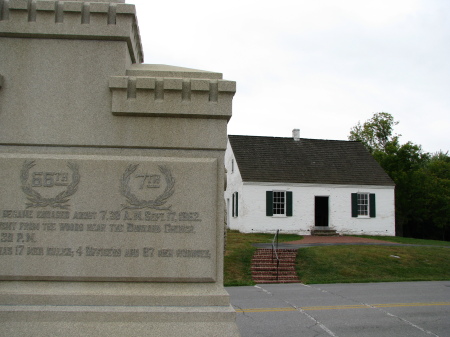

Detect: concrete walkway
[287, 235, 395, 244]
[253, 235, 403, 249]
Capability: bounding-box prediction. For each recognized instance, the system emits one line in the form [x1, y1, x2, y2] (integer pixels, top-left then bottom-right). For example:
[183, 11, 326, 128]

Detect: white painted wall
[224, 139, 244, 230]
[225, 140, 396, 236]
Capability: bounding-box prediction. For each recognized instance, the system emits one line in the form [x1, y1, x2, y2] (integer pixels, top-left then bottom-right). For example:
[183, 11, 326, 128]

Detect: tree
[349, 112, 400, 153]
[349, 113, 449, 240]
[420, 152, 450, 240]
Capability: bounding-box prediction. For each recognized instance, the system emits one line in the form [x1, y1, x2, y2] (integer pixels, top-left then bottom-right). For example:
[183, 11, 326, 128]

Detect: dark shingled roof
[228, 135, 395, 186]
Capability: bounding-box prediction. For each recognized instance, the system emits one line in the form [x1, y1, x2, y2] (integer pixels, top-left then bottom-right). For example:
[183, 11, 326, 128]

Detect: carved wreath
[20, 160, 80, 209]
[120, 164, 175, 210]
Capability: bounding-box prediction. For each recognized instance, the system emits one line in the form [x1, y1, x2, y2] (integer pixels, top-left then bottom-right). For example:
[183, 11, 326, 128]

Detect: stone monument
[0, 0, 240, 335]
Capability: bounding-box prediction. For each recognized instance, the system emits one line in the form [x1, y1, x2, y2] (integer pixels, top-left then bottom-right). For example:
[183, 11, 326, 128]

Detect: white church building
[224, 130, 395, 236]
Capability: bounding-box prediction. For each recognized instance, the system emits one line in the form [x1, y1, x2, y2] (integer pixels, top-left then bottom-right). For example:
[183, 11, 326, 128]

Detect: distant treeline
[349, 113, 450, 241]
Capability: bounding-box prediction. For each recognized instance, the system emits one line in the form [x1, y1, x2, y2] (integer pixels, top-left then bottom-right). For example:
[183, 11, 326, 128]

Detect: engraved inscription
[120, 164, 175, 210]
[85, 246, 121, 257]
[158, 249, 173, 257]
[127, 223, 161, 232]
[164, 224, 194, 233]
[176, 249, 211, 258]
[135, 174, 161, 189]
[47, 247, 74, 257]
[3, 210, 33, 218]
[142, 247, 154, 257]
[0, 209, 207, 258]
[0, 157, 216, 281]
[31, 172, 69, 187]
[0, 247, 13, 255]
[20, 161, 80, 209]
[125, 248, 139, 257]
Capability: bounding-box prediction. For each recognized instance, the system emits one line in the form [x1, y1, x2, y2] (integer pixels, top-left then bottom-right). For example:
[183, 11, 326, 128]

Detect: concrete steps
[251, 248, 299, 284]
[310, 228, 339, 236]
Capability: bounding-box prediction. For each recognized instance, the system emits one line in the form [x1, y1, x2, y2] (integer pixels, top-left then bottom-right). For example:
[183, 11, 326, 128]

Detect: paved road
[227, 281, 450, 337]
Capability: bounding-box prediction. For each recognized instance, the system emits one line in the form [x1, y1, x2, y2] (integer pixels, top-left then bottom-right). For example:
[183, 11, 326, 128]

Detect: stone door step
[310, 228, 339, 236]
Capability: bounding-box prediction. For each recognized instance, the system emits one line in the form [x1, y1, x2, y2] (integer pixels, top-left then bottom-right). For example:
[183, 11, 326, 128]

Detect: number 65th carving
[120, 164, 175, 210]
[20, 160, 80, 209]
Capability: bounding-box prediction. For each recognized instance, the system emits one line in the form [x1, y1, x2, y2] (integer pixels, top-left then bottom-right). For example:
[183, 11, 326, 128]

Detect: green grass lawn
[297, 245, 450, 284]
[224, 230, 450, 286]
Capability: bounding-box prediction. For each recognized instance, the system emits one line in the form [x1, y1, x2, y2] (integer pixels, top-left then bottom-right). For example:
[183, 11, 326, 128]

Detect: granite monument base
[1, 282, 240, 337]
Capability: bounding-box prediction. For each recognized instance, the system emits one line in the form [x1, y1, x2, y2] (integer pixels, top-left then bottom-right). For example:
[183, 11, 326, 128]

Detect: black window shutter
[286, 191, 293, 217]
[235, 192, 239, 217]
[266, 191, 273, 216]
[351, 193, 358, 217]
[369, 194, 376, 218]
[232, 193, 235, 217]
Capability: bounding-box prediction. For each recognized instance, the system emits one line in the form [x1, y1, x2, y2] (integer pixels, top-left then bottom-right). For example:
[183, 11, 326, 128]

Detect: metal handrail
[271, 229, 280, 281]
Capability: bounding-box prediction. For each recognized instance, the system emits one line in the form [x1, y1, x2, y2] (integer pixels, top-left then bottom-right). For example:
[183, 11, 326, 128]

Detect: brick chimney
[292, 129, 300, 141]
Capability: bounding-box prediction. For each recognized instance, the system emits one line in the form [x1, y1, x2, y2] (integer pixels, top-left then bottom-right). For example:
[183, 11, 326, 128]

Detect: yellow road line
[373, 302, 450, 308]
[235, 302, 450, 313]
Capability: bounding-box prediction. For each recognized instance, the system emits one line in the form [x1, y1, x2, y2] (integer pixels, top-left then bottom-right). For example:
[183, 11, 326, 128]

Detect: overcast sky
[132, 0, 449, 154]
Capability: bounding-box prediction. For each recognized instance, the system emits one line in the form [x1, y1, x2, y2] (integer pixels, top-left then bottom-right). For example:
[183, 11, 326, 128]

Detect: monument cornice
[0, 0, 143, 63]
[109, 64, 236, 120]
